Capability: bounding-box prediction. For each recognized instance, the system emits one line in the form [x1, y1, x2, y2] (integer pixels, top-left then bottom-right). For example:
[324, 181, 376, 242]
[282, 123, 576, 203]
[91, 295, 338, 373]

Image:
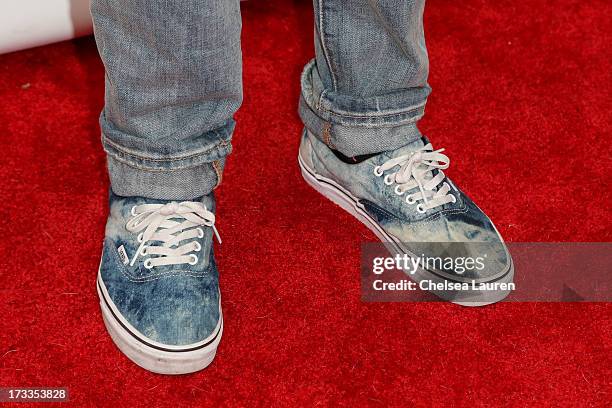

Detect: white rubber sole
[298, 152, 514, 306]
[97, 272, 222, 374]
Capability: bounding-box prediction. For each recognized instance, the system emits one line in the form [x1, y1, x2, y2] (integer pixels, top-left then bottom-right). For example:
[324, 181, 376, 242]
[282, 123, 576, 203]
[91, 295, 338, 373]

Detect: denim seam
[316, 88, 328, 111]
[212, 160, 223, 188]
[106, 153, 216, 172]
[302, 96, 424, 131]
[102, 132, 230, 163]
[317, 100, 426, 120]
[317, 0, 338, 91]
[322, 122, 335, 148]
[303, 92, 426, 126]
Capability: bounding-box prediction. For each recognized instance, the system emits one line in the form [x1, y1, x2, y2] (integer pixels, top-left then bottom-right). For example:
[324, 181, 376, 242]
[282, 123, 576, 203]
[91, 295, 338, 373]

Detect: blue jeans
[91, 0, 430, 200]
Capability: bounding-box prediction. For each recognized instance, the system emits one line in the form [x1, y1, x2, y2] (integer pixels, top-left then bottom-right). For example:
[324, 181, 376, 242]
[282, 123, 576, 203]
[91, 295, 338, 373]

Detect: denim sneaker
[298, 129, 513, 305]
[97, 191, 223, 374]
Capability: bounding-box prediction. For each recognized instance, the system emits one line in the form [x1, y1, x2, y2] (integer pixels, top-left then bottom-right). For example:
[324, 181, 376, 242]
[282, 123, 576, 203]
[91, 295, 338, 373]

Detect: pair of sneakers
[97, 130, 513, 374]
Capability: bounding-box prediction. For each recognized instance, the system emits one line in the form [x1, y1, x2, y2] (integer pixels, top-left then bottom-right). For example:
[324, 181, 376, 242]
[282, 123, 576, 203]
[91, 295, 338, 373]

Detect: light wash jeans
[90, 0, 430, 200]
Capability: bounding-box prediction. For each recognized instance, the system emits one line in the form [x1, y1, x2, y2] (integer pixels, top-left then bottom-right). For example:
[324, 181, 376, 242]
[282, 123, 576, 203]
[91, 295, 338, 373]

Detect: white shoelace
[374, 143, 456, 213]
[125, 201, 221, 269]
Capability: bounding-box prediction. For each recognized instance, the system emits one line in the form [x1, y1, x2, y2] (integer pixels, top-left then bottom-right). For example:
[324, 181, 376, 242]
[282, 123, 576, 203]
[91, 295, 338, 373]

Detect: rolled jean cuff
[102, 134, 231, 201]
[299, 60, 429, 157]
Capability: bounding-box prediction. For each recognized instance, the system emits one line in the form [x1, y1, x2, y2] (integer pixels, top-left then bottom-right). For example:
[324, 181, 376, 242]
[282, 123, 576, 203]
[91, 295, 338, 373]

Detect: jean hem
[299, 60, 426, 156]
[102, 132, 228, 200]
[101, 130, 232, 171]
[106, 155, 222, 200]
[299, 95, 423, 157]
[300, 60, 428, 125]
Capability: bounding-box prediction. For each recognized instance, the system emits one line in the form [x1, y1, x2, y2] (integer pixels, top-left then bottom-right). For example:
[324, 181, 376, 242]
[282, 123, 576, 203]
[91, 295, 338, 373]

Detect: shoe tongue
[138, 193, 215, 210]
[198, 193, 215, 211]
[384, 137, 427, 160]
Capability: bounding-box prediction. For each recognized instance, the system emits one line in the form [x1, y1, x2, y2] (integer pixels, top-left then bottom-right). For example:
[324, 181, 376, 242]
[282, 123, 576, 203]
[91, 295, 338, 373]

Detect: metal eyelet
[394, 186, 404, 196]
[373, 166, 383, 177]
[449, 195, 457, 204]
[141, 247, 148, 256]
[416, 204, 426, 214]
[194, 242, 202, 252]
[130, 206, 138, 216]
[137, 232, 144, 243]
[384, 174, 394, 186]
[197, 228, 204, 238]
[188, 254, 198, 265]
[143, 259, 153, 269]
[406, 195, 416, 205]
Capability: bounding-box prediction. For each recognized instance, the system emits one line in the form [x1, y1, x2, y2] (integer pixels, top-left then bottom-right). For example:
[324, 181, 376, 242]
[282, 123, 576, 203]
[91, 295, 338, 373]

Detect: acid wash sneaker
[97, 191, 223, 374]
[298, 129, 513, 306]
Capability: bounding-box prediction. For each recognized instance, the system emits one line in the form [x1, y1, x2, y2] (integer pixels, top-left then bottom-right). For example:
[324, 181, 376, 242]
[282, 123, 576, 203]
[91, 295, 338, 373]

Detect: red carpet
[0, 0, 610, 405]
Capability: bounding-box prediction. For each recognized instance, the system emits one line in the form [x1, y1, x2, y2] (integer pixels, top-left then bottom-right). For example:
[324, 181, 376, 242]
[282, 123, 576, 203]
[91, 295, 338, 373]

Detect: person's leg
[92, 0, 242, 200]
[301, 0, 429, 157]
[91, 0, 241, 374]
[299, 0, 513, 305]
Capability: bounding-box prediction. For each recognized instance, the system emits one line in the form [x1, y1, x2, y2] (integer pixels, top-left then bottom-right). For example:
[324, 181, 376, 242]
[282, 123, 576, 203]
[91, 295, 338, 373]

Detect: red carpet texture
[0, 0, 611, 406]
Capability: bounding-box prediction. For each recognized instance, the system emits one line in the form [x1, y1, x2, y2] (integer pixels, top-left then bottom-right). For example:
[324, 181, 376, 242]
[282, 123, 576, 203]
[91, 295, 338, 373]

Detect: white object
[0, 0, 93, 55]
